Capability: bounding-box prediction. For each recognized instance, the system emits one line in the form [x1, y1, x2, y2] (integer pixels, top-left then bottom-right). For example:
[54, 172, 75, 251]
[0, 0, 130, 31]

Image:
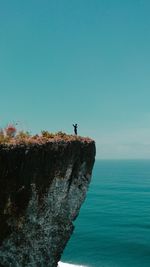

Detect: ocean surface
[59, 160, 150, 267]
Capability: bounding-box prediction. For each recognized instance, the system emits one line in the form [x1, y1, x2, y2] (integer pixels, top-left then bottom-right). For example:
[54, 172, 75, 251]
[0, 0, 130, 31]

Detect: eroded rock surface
[0, 139, 95, 267]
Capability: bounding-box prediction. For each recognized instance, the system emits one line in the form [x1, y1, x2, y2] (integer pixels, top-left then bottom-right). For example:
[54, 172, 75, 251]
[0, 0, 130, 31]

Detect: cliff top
[0, 130, 94, 147]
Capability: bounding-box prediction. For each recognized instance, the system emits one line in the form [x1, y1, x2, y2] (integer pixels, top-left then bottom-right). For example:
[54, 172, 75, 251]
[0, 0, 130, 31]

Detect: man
[72, 123, 78, 135]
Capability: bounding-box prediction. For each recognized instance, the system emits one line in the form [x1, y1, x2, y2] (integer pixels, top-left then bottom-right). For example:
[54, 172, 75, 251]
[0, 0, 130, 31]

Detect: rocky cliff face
[0, 139, 95, 267]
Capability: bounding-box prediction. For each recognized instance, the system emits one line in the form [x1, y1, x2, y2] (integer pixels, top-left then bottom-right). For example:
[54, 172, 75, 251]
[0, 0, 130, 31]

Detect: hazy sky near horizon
[1, 0, 150, 159]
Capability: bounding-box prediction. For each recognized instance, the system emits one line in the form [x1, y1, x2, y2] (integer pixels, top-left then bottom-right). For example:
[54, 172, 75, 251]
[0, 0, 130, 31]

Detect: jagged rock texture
[0, 140, 95, 267]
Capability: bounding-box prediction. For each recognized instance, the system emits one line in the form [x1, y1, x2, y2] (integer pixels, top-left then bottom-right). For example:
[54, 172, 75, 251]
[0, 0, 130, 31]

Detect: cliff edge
[0, 137, 95, 267]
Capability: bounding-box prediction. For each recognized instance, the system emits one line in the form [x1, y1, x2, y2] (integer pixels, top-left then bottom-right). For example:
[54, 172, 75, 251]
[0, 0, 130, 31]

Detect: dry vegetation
[0, 125, 93, 145]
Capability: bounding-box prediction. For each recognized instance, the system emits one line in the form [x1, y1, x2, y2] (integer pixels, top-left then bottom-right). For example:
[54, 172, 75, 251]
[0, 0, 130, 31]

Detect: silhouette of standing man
[73, 123, 78, 135]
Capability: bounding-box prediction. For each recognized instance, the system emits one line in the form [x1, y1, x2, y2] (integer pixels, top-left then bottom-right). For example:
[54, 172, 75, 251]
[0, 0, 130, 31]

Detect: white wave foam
[58, 261, 87, 267]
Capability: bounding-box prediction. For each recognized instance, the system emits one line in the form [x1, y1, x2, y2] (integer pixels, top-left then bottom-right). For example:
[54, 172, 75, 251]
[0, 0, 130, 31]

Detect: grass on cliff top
[0, 130, 93, 145]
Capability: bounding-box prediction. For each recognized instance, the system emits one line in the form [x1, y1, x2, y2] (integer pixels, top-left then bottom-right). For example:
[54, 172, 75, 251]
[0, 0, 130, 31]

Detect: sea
[59, 160, 150, 267]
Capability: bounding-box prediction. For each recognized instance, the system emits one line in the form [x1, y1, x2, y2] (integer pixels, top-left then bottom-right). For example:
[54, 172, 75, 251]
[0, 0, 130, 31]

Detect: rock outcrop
[0, 138, 95, 267]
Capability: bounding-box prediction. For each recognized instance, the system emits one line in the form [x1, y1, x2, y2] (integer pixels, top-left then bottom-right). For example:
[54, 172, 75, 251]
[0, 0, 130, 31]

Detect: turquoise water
[61, 160, 150, 267]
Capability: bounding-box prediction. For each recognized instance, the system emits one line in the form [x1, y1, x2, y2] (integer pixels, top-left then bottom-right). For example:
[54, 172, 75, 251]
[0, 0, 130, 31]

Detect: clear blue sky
[1, 0, 150, 159]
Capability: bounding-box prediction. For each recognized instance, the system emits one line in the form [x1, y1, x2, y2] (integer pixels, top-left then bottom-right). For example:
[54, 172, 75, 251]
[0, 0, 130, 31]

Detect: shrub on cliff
[0, 129, 4, 137]
[5, 124, 17, 138]
[0, 129, 10, 144]
[56, 131, 68, 138]
[0, 129, 5, 143]
[16, 131, 31, 140]
[41, 131, 55, 139]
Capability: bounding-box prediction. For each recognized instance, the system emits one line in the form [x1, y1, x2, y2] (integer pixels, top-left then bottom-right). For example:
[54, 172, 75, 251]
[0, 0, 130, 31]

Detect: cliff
[0, 138, 95, 267]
